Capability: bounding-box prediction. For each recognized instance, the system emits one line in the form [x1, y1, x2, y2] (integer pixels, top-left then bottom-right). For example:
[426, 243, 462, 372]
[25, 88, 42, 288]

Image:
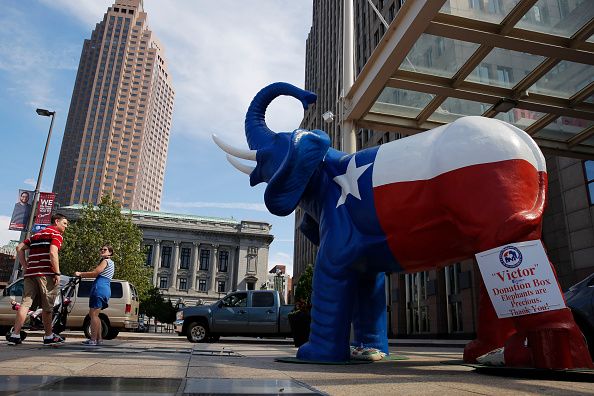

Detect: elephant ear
[264, 129, 330, 216]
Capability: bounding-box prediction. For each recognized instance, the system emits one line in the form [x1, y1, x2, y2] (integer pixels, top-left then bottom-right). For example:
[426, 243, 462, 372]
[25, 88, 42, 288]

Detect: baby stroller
[5, 276, 80, 341]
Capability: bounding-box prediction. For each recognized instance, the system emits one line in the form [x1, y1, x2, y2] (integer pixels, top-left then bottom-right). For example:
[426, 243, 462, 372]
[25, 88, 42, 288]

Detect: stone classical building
[59, 206, 273, 305]
[0, 241, 17, 289]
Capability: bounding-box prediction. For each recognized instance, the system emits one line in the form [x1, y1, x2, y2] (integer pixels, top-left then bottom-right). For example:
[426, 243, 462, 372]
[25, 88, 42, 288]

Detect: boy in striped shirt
[8, 213, 69, 346]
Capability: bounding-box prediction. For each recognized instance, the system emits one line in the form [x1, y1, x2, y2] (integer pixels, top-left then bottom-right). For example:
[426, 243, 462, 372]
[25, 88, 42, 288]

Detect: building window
[179, 278, 187, 291]
[585, 161, 594, 205]
[445, 263, 464, 333]
[477, 64, 490, 83]
[247, 246, 257, 273]
[405, 271, 430, 334]
[144, 244, 152, 266]
[247, 282, 255, 290]
[496, 66, 512, 85]
[161, 246, 171, 268]
[159, 276, 168, 289]
[199, 249, 210, 271]
[180, 247, 191, 269]
[218, 251, 229, 272]
[217, 281, 226, 293]
[198, 279, 207, 292]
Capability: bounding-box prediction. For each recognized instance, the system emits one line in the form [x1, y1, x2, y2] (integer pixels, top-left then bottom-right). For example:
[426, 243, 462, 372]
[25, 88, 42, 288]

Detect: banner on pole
[9, 190, 33, 231]
[31, 192, 55, 233]
[34, 192, 55, 225]
[475, 240, 566, 318]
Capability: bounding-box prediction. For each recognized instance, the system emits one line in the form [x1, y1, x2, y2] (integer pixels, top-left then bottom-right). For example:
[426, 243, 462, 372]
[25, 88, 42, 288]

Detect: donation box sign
[475, 240, 566, 319]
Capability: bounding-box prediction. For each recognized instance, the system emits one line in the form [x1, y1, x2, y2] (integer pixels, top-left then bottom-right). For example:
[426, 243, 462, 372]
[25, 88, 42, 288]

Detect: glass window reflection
[372, 87, 434, 119]
[515, 0, 593, 38]
[534, 116, 594, 141]
[494, 109, 546, 129]
[529, 61, 594, 98]
[428, 97, 491, 123]
[399, 34, 479, 78]
[440, 0, 520, 24]
[466, 48, 545, 88]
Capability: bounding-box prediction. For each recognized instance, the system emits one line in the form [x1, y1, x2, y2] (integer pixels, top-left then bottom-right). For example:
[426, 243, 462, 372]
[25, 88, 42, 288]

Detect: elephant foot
[504, 328, 593, 369]
[506, 309, 593, 369]
[296, 341, 350, 363]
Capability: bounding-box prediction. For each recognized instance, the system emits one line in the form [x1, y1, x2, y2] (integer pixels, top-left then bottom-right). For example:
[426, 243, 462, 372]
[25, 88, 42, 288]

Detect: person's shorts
[89, 281, 111, 310]
[21, 276, 58, 313]
[89, 294, 110, 310]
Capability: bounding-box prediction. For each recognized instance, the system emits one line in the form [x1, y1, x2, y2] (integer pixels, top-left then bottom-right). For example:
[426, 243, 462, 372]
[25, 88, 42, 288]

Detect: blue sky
[0, 1, 314, 276]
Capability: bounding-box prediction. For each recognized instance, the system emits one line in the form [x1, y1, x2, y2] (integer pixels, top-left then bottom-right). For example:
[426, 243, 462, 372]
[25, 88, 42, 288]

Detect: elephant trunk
[245, 82, 317, 150]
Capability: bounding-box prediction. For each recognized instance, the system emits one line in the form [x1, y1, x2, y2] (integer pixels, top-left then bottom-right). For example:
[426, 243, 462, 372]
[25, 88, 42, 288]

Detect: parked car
[565, 272, 594, 359]
[0, 276, 139, 340]
[175, 290, 294, 342]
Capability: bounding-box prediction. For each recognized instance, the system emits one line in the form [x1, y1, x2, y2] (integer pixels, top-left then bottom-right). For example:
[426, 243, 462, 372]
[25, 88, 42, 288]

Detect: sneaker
[476, 347, 505, 366]
[7, 335, 22, 346]
[82, 339, 98, 346]
[350, 346, 386, 361]
[43, 334, 65, 346]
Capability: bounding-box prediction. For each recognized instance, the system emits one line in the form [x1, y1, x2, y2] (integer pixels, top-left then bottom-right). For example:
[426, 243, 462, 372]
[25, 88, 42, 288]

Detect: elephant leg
[504, 308, 593, 369]
[296, 261, 357, 362]
[464, 279, 516, 363]
[504, 262, 593, 369]
[351, 272, 388, 354]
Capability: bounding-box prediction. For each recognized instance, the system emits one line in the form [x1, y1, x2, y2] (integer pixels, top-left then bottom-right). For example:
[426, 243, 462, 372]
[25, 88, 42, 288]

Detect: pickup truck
[175, 290, 294, 342]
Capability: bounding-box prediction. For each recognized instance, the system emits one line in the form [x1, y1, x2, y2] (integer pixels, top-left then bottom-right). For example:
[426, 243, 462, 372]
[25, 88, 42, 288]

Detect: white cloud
[162, 201, 267, 212]
[0, 216, 22, 246]
[38, 0, 112, 27]
[37, 1, 312, 143]
[0, 5, 81, 110]
[23, 179, 36, 188]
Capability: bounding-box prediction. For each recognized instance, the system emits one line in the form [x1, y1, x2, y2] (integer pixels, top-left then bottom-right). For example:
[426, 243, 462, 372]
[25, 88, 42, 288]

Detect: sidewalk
[0, 333, 591, 395]
[57, 330, 470, 347]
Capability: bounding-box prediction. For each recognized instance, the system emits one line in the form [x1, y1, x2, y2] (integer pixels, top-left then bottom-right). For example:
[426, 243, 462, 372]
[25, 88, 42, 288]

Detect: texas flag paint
[329, 117, 547, 274]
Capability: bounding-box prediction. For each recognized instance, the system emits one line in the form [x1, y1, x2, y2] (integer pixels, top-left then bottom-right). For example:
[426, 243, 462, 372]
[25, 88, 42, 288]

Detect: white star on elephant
[333, 156, 371, 208]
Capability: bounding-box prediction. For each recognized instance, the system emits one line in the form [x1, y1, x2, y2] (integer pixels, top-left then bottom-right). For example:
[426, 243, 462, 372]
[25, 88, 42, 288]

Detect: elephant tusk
[226, 154, 255, 175]
[212, 134, 257, 161]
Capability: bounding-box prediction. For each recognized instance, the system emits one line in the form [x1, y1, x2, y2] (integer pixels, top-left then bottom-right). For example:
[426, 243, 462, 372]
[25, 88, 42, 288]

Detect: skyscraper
[53, 0, 174, 211]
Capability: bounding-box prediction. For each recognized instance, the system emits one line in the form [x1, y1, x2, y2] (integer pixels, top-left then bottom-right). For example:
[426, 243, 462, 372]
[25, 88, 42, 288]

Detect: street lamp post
[9, 109, 56, 283]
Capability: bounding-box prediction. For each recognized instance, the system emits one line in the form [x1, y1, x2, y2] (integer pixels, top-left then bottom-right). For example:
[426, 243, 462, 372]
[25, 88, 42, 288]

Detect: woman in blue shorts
[75, 244, 115, 346]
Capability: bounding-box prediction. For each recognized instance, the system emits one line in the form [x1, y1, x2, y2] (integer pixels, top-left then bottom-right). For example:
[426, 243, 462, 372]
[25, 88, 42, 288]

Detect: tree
[294, 264, 313, 309]
[140, 287, 178, 331]
[60, 195, 152, 299]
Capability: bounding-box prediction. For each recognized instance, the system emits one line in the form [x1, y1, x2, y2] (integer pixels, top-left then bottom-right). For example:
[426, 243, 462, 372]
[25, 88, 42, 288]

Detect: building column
[227, 246, 235, 292]
[171, 241, 180, 290]
[210, 244, 219, 293]
[232, 245, 240, 291]
[189, 241, 199, 291]
[152, 239, 161, 287]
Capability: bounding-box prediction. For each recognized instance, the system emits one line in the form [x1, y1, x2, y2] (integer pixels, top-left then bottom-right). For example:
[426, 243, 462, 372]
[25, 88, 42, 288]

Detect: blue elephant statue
[213, 82, 593, 369]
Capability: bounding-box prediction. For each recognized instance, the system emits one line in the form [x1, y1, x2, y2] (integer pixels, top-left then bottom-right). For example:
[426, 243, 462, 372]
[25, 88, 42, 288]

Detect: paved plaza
[0, 332, 592, 395]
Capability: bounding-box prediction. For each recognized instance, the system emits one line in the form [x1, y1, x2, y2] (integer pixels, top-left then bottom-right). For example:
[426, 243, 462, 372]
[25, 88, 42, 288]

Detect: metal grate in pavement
[191, 347, 243, 357]
[183, 378, 323, 395]
[0, 376, 183, 395]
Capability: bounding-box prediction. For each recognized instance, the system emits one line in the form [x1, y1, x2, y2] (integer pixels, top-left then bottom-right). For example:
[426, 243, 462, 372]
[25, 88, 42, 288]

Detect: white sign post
[475, 240, 566, 319]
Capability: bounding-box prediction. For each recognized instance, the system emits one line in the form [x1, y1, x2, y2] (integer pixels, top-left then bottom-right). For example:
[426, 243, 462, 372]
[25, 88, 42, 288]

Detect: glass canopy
[346, 0, 594, 158]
